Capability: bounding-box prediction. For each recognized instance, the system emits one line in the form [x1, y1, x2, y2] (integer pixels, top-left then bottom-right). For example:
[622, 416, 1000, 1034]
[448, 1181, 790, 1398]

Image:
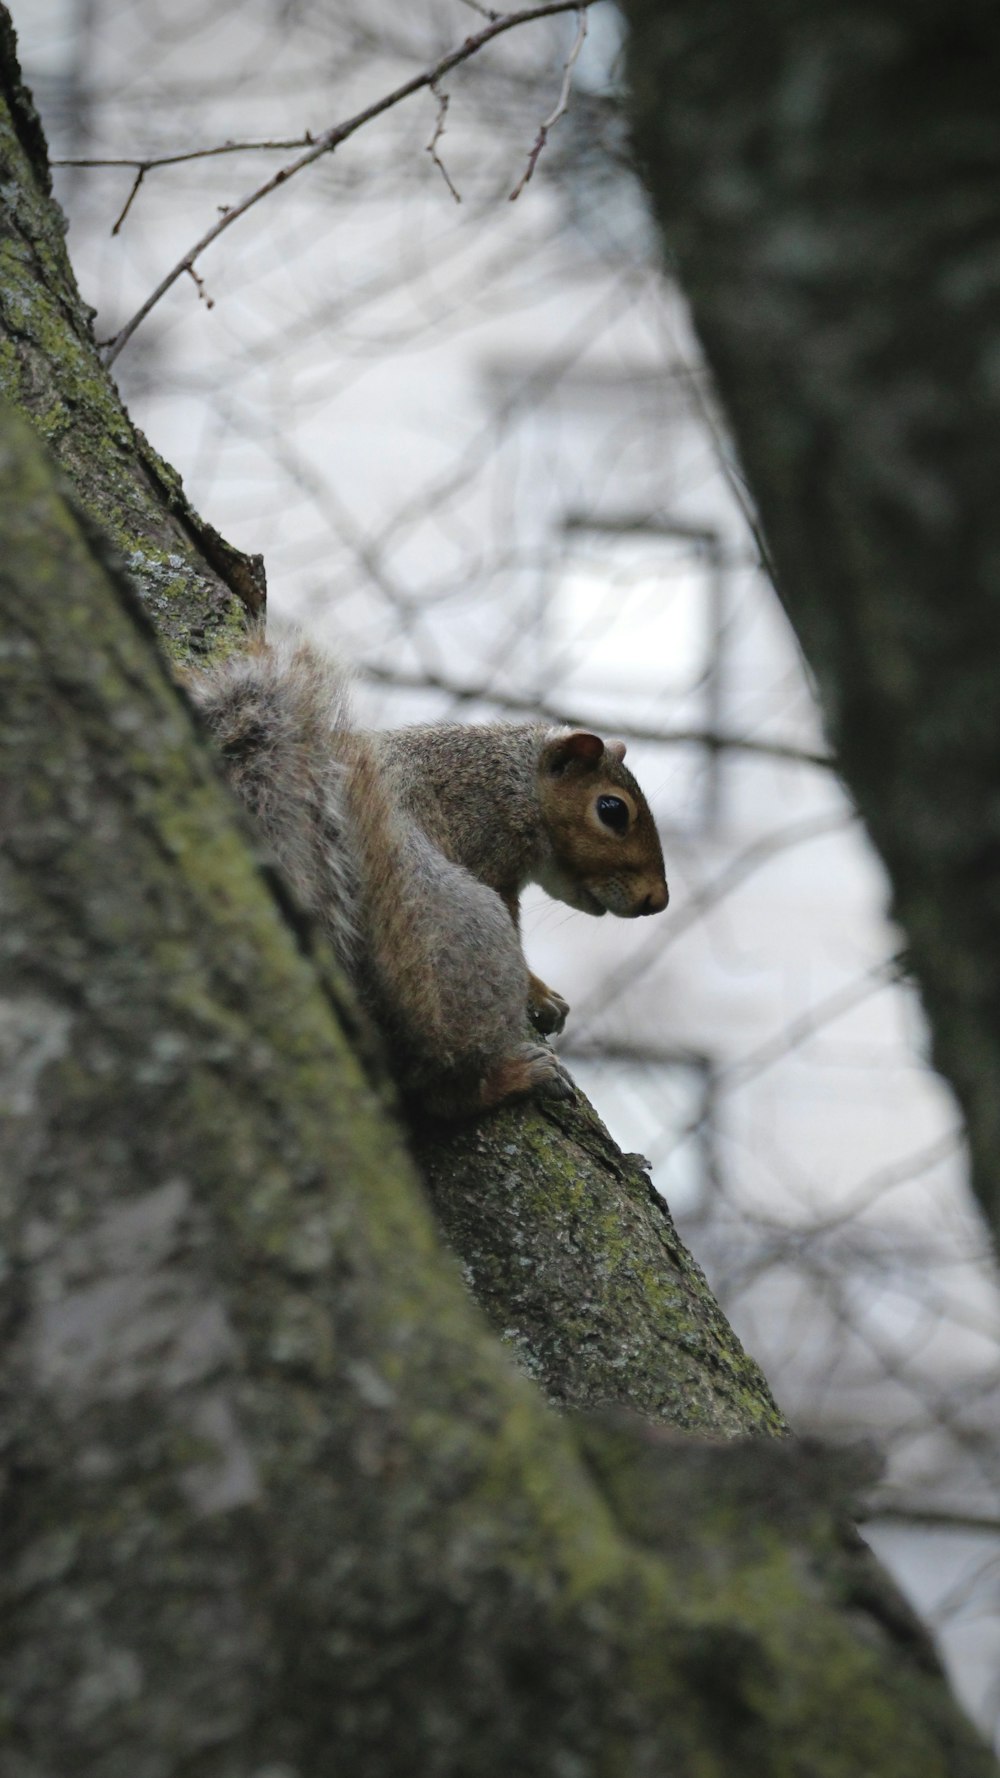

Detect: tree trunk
[622, 0, 1000, 1245]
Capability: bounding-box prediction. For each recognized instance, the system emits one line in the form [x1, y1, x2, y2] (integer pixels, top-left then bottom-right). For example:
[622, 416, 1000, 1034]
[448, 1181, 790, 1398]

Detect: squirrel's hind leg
[478, 1042, 574, 1110]
[417, 1042, 573, 1121]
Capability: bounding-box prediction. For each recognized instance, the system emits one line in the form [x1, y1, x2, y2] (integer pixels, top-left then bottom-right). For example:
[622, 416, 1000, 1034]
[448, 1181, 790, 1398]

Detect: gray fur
[186, 642, 563, 1115]
[187, 636, 360, 969]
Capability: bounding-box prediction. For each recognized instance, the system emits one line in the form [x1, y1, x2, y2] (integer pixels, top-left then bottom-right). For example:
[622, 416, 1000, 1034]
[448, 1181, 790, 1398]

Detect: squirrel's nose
[640, 882, 669, 915]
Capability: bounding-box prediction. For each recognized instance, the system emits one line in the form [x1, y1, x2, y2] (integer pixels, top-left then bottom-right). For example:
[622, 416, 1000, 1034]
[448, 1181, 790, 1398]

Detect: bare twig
[186, 265, 215, 311]
[426, 82, 461, 203]
[55, 136, 317, 175]
[360, 662, 834, 769]
[717, 964, 896, 1095]
[111, 165, 146, 235]
[100, 1, 599, 367]
[509, 6, 587, 201]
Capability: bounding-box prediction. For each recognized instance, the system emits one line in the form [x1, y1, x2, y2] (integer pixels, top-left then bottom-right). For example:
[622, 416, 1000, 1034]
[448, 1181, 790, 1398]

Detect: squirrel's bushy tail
[186, 634, 360, 967]
[187, 635, 452, 1046]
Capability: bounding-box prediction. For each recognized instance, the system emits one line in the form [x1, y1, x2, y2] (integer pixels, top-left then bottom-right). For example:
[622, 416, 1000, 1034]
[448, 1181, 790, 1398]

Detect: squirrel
[187, 634, 669, 1119]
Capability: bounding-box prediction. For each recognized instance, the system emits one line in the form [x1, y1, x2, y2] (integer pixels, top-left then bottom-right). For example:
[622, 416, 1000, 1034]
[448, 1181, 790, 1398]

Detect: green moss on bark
[415, 1093, 785, 1437]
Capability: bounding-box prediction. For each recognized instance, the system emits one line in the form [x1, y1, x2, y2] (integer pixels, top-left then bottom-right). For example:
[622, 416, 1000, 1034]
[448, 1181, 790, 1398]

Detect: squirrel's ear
[604, 738, 627, 764]
[544, 730, 607, 774]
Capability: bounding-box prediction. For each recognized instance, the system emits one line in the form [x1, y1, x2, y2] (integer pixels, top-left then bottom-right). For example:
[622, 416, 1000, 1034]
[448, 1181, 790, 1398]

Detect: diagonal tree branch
[101, 1, 600, 366]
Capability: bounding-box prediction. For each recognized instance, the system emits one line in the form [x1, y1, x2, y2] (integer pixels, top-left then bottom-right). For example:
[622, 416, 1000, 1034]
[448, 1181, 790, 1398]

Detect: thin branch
[426, 82, 462, 203]
[509, 6, 588, 201]
[786, 1128, 964, 1243]
[54, 136, 317, 174]
[111, 164, 145, 234]
[360, 662, 834, 769]
[717, 963, 896, 1095]
[186, 265, 215, 311]
[100, 1, 599, 367]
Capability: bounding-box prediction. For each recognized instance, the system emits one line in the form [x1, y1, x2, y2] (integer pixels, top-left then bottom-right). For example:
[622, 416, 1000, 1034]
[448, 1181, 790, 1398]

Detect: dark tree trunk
[623, 0, 1000, 1245]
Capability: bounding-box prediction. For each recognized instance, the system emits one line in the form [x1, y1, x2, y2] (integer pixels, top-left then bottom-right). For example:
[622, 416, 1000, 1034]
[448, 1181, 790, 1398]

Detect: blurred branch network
[21, 0, 1000, 1740]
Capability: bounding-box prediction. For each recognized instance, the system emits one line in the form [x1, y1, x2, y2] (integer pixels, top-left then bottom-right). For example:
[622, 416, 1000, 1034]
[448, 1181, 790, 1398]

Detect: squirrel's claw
[533, 1062, 574, 1102]
[522, 1043, 575, 1102]
[528, 974, 570, 1036]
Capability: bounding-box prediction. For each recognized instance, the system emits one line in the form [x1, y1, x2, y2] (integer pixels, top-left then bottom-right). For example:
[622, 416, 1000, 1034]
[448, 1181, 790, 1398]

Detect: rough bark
[414, 1102, 780, 1432]
[622, 0, 1000, 1244]
[1, 391, 993, 1778]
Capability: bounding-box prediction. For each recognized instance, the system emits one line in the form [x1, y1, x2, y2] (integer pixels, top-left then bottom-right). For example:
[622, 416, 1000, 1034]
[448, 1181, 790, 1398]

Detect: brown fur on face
[535, 729, 669, 919]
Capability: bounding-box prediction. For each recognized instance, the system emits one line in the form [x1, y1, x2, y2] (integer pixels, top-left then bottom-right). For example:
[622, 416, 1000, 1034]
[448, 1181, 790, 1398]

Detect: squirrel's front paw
[528, 972, 570, 1036]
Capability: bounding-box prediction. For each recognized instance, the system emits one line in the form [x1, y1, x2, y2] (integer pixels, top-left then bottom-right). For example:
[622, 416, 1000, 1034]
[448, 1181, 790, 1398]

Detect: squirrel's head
[534, 729, 669, 919]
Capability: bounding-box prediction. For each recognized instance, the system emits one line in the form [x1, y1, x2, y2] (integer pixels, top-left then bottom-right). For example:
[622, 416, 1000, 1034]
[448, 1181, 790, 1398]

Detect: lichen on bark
[415, 1093, 784, 1435]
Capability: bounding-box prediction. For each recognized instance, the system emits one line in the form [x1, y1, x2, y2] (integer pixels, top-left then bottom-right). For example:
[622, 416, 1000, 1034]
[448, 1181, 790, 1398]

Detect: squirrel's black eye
[596, 795, 629, 834]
